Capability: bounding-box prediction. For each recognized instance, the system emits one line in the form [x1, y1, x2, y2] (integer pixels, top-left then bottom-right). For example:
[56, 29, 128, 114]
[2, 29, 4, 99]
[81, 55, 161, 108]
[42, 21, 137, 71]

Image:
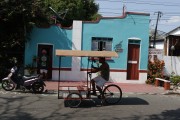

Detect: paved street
[0, 90, 180, 120]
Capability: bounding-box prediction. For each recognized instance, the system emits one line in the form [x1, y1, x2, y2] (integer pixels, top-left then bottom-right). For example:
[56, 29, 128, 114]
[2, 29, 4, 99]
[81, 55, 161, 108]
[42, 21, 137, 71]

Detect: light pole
[170, 44, 175, 76]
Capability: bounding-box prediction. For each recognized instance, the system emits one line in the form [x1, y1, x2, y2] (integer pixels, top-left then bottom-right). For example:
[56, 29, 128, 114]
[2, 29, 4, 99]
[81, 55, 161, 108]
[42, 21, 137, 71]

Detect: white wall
[163, 56, 180, 76]
[52, 70, 147, 83]
[156, 42, 164, 49]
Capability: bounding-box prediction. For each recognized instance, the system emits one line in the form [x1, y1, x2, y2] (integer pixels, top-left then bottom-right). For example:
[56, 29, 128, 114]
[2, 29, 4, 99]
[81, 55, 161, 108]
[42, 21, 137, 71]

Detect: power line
[95, 0, 180, 31]
[124, 0, 180, 5]
[96, 0, 180, 7]
[99, 11, 180, 17]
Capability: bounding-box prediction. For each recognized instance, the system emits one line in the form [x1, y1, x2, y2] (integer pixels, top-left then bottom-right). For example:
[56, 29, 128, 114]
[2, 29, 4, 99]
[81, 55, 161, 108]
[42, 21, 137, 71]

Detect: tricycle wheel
[65, 92, 82, 108]
[103, 84, 122, 105]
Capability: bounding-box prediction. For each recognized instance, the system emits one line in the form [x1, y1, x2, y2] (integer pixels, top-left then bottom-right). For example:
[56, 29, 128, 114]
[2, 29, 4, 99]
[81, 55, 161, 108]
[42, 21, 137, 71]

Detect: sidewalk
[44, 81, 169, 95]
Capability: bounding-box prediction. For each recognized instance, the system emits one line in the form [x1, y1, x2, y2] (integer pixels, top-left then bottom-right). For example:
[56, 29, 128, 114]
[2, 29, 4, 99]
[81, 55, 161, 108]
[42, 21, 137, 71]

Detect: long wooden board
[56, 50, 118, 57]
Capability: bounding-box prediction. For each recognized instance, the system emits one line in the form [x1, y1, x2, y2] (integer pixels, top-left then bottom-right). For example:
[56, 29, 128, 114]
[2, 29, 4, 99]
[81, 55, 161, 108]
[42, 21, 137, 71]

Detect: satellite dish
[49, 6, 68, 21]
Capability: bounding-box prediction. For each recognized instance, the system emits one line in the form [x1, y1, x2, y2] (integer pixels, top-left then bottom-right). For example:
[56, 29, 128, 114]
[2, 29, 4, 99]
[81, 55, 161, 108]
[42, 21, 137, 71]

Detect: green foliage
[0, 0, 99, 45]
[0, 0, 99, 78]
[146, 59, 165, 84]
[45, 0, 99, 26]
[25, 55, 37, 75]
[25, 64, 35, 75]
[0, 0, 99, 47]
[170, 76, 180, 85]
[0, 0, 47, 46]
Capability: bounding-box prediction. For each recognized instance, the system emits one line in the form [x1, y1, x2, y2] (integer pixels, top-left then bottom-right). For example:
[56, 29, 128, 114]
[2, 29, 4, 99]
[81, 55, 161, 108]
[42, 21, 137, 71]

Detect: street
[0, 90, 180, 120]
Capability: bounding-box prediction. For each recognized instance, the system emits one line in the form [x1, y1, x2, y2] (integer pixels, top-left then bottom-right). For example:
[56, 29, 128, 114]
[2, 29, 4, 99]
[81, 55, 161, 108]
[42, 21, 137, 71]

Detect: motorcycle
[1, 66, 46, 93]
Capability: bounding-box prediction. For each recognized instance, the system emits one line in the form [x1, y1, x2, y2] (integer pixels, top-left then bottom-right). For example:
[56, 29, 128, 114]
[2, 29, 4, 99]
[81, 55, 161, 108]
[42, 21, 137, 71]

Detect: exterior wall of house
[165, 27, 180, 56]
[25, 12, 150, 83]
[81, 13, 149, 83]
[150, 40, 164, 49]
[25, 25, 72, 68]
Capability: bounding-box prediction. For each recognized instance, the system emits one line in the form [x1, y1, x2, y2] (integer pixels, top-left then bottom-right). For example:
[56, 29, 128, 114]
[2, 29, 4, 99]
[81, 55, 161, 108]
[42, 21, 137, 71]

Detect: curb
[164, 90, 180, 95]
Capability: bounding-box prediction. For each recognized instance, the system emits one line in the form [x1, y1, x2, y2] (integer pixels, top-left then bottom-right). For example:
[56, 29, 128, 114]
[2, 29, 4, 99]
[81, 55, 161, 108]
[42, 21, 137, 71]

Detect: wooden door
[38, 45, 53, 79]
[127, 44, 140, 80]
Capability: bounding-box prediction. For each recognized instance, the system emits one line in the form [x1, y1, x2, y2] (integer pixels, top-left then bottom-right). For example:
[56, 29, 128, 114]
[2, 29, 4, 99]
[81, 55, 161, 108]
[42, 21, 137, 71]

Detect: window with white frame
[91, 37, 113, 51]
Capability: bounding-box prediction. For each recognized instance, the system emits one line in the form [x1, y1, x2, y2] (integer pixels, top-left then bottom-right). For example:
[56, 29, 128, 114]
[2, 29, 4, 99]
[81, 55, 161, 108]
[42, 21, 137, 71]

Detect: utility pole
[153, 11, 163, 48]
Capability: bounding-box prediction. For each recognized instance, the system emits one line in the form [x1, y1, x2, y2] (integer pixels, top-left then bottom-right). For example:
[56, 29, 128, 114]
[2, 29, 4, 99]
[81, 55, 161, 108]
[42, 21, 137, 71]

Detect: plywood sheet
[56, 50, 118, 57]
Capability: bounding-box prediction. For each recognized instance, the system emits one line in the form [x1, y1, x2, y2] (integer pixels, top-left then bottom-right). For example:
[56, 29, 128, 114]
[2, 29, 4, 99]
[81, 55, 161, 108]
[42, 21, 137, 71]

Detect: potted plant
[25, 64, 36, 75]
[170, 75, 180, 90]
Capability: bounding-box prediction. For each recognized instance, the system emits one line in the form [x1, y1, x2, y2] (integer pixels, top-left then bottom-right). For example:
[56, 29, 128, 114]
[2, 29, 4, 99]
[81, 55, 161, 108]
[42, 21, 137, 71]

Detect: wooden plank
[56, 50, 118, 57]
[156, 78, 170, 82]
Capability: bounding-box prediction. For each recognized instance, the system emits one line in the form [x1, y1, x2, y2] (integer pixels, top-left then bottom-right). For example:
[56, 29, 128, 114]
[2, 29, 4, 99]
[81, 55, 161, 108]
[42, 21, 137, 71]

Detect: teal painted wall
[82, 14, 149, 70]
[25, 13, 149, 71]
[25, 25, 72, 68]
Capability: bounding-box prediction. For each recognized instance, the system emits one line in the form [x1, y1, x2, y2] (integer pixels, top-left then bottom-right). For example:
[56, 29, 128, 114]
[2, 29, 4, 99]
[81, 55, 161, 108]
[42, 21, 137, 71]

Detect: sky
[95, 0, 180, 33]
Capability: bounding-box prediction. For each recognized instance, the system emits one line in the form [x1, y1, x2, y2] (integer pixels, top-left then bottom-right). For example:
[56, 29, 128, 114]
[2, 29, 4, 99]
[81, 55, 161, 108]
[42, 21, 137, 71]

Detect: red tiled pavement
[44, 81, 168, 94]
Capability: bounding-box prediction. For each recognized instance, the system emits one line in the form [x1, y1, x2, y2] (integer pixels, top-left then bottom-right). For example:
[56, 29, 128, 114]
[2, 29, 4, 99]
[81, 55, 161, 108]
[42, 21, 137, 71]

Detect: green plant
[170, 75, 180, 85]
[146, 59, 165, 84]
[25, 64, 35, 75]
[32, 55, 37, 62]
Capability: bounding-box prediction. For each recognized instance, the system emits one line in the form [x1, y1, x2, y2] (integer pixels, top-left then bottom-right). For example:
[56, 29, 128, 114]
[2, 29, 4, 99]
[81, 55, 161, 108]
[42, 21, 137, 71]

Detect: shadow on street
[64, 97, 149, 108]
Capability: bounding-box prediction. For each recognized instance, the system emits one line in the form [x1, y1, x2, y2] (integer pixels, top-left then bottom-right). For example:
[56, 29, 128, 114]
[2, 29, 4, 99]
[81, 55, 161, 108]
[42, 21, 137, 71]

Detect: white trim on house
[52, 70, 147, 83]
[72, 20, 82, 72]
[128, 37, 141, 41]
[54, 20, 84, 80]
[37, 43, 54, 65]
[127, 37, 142, 81]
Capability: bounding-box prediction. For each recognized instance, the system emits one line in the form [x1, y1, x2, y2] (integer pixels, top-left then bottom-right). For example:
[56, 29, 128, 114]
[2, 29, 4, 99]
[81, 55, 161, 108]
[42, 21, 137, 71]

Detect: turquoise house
[25, 12, 150, 83]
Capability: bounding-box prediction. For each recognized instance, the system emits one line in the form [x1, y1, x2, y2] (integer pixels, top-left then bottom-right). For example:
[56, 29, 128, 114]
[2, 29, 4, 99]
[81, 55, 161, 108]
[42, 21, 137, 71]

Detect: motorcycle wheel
[2, 80, 15, 91]
[32, 82, 44, 94]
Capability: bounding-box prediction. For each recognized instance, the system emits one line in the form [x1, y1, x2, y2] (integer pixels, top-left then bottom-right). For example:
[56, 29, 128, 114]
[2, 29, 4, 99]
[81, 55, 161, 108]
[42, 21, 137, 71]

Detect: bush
[170, 75, 180, 85]
[25, 64, 36, 75]
[146, 59, 165, 84]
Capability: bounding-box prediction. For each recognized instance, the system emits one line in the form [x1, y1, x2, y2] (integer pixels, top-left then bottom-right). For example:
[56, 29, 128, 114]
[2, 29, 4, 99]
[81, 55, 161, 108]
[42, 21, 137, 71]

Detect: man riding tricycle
[56, 50, 122, 107]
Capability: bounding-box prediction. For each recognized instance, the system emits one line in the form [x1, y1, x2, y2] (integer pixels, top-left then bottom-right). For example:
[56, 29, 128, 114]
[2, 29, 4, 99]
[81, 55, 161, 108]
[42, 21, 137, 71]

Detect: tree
[0, 0, 49, 46]
[0, 0, 100, 79]
[45, 0, 100, 27]
[0, 0, 49, 79]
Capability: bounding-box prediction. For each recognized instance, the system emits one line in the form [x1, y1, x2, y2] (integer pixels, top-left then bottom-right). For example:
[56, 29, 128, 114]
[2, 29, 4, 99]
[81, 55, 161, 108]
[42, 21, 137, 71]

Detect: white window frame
[91, 37, 113, 51]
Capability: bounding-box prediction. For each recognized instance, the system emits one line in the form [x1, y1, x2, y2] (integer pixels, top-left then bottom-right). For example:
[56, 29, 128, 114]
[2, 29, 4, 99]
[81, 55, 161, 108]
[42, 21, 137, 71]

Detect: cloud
[167, 16, 180, 24]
